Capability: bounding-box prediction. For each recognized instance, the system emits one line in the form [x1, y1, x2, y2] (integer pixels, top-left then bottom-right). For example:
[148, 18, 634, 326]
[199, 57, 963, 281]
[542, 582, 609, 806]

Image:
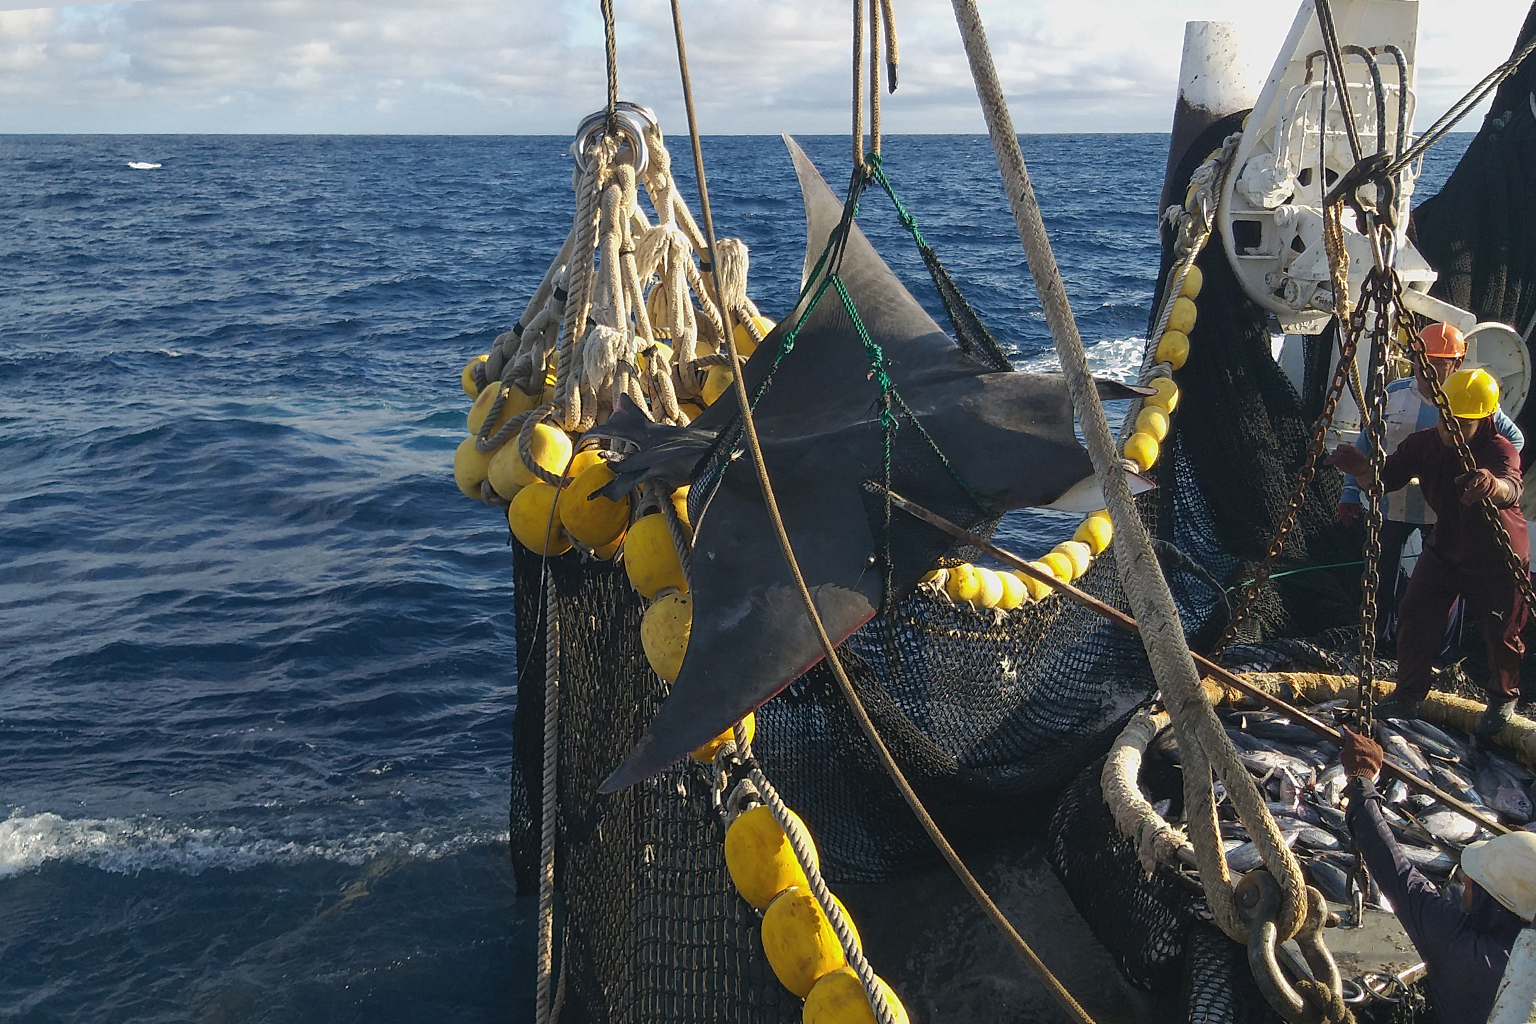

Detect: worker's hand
[1326, 445, 1370, 478]
[1456, 468, 1504, 506]
[1337, 501, 1361, 527]
[1339, 726, 1384, 781]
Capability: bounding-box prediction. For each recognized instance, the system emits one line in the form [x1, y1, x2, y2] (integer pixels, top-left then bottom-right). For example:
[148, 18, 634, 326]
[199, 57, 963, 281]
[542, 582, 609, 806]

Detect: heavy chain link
[1208, 324, 1364, 661]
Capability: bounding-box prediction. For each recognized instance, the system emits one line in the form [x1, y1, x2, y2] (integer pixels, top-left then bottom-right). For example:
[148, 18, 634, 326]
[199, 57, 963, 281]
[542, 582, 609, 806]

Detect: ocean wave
[0, 811, 507, 879]
[1015, 334, 1147, 382]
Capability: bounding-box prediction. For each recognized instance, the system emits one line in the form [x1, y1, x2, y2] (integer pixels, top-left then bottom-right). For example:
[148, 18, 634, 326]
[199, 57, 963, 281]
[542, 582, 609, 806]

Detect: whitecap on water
[127, 162, 162, 170]
[0, 811, 506, 878]
[1017, 335, 1146, 383]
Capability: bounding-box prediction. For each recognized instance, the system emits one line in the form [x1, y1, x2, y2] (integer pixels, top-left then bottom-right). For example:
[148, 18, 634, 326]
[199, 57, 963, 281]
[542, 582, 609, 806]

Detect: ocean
[0, 132, 1470, 1022]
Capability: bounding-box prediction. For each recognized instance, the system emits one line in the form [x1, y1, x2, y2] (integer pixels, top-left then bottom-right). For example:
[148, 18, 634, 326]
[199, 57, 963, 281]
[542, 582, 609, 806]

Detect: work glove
[1456, 468, 1506, 506]
[1339, 726, 1384, 781]
[1337, 502, 1360, 527]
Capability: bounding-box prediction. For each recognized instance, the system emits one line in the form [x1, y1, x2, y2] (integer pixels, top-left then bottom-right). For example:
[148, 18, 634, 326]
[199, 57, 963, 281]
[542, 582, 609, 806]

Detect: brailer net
[504, 111, 1439, 1021]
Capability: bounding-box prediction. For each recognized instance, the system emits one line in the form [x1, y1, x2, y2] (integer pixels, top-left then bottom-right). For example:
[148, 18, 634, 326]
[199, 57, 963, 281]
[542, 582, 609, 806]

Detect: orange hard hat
[1420, 322, 1466, 358]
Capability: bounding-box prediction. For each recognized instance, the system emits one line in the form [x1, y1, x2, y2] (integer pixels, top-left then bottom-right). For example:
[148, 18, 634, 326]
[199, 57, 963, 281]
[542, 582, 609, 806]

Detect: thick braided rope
[867, 0, 881, 158]
[734, 719, 898, 1024]
[951, 0, 1309, 945]
[1102, 708, 1191, 874]
[556, 148, 610, 430]
[535, 572, 560, 1024]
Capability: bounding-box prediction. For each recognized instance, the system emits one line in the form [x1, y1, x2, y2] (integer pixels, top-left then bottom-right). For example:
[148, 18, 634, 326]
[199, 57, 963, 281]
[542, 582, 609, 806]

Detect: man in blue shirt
[1338, 323, 1523, 641]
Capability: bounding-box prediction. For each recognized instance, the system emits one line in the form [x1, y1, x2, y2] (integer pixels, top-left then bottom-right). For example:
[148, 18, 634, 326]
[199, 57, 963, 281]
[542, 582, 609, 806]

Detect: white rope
[949, 0, 1310, 947]
[733, 723, 899, 1024]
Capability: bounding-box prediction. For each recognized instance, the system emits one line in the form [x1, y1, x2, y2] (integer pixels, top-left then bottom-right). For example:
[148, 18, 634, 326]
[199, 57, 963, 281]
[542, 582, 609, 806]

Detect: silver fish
[1226, 832, 1300, 873]
[1420, 806, 1479, 844]
[1306, 857, 1352, 903]
[1294, 825, 1341, 851]
[1239, 749, 1315, 781]
[1376, 724, 1433, 779]
[1392, 720, 1463, 763]
[1474, 759, 1533, 823]
[1384, 779, 1410, 805]
[1399, 843, 1459, 875]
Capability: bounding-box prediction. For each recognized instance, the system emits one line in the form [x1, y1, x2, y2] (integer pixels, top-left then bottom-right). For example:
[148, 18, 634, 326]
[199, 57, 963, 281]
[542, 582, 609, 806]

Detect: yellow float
[725, 804, 816, 909]
[995, 570, 1026, 611]
[507, 480, 571, 556]
[1015, 565, 1053, 601]
[1123, 431, 1160, 473]
[1038, 551, 1074, 582]
[1155, 330, 1189, 370]
[1073, 512, 1113, 555]
[972, 566, 1004, 609]
[944, 563, 981, 605]
[691, 712, 756, 763]
[461, 354, 489, 397]
[453, 437, 494, 499]
[1135, 405, 1169, 443]
[640, 591, 691, 682]
[557, 461, 631, 548]
[803, 967, 910, 1024]
[702, 363, 735, 406]
[624, 513, 688, 599]
[1054, 540, 1092, 579]
[507, 423, 574, 490]
[761, 886, 858, 998]
[1166, 295, 1198, 335]
[1145, 377, 1179, 413]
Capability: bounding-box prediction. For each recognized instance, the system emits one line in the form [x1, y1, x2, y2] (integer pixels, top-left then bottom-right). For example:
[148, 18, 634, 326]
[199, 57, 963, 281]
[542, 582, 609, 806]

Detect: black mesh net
[499, 99, 1505, 1022]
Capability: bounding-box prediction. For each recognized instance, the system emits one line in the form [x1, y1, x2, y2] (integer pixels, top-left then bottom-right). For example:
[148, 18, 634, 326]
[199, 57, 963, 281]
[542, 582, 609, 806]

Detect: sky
[0, 0, 1528, 134]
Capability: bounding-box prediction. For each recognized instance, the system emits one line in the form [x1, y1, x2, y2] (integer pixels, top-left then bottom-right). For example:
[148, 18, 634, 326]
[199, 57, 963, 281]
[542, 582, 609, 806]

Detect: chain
[1207, 323, 1364, 661]
[1355, 268, 1395, 730]
[1396, 283, 1536, 616]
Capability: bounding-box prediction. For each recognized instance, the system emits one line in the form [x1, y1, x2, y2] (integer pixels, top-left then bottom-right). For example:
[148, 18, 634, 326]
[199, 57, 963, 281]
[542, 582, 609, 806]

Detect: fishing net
[500, 102, 1472, 1021]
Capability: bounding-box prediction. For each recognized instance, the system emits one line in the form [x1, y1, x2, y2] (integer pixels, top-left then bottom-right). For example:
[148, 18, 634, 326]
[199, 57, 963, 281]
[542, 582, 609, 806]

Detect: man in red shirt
[1328, 368, 1529, 735]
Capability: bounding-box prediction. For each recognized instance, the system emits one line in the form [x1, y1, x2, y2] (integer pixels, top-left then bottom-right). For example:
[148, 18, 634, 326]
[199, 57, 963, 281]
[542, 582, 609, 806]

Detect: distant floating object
[127, 162, 161, 170]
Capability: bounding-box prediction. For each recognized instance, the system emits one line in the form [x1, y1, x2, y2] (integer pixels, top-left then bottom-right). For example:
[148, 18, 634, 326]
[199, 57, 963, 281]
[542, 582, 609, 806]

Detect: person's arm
[1345, 776, 1474, 963]
[1377, 435, 1419, 494]
[1340, 432, 1368, 504]
[1459, 434, 1524, 507]
[1494, 408, 1524, 452]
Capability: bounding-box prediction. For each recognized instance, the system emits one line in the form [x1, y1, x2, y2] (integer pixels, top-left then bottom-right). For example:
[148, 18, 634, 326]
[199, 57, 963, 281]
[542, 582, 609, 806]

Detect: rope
[949, 0, 1314, 960]
[600, 0, 618, 127]
[851, 0, 864, 169]
[879, 0, 899, 91]
[1384, 31, 1536, 177]
[867, 0, 882, 158]
[667, 2, 1096, 1021]
[731, 726, 899, 1024]
[535, 572, 560, 1024]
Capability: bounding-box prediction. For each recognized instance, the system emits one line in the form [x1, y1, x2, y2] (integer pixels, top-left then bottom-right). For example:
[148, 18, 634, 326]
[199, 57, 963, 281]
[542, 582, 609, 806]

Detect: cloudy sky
[0, 0, 1528, 134]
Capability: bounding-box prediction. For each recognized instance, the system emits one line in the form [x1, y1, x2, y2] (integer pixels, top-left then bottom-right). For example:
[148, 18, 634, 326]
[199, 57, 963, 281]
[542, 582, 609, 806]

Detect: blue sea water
[0, 132, 1470, 1022]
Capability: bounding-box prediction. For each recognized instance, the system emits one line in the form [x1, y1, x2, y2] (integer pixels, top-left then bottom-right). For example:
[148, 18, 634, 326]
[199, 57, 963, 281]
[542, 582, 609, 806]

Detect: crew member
[1339, 726, 1534, 1024]
[1338, 323, 1524, 642]
[1328, 368, 1529, 735]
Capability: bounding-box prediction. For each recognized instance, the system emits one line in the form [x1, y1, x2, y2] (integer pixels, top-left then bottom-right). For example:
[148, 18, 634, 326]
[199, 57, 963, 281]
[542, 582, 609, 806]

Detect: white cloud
[0, 0, 1526, 133]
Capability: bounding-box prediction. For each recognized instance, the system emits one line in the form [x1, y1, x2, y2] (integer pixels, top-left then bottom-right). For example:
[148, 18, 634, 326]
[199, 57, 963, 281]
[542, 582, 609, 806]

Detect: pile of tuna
[1146, 701, 1536, 907]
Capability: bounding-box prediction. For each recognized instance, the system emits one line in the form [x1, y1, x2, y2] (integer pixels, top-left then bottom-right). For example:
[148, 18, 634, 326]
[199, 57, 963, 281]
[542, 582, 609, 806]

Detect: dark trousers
[1395, 546, 1528, 704]
[1376, 519, 1421, 643]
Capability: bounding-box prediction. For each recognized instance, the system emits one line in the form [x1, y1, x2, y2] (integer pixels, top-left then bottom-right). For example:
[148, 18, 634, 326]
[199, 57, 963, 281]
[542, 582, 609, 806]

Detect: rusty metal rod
[877, 485, 1511, 837]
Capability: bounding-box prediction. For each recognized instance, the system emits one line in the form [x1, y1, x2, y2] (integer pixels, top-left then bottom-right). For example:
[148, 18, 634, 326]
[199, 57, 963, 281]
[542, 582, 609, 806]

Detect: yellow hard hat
[1461, 832, 1536, 920]
[1442, 367, 1500, 420]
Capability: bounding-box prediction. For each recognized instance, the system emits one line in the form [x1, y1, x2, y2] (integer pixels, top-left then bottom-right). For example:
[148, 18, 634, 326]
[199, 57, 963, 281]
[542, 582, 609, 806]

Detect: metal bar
[877, 485, 1512, 837]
